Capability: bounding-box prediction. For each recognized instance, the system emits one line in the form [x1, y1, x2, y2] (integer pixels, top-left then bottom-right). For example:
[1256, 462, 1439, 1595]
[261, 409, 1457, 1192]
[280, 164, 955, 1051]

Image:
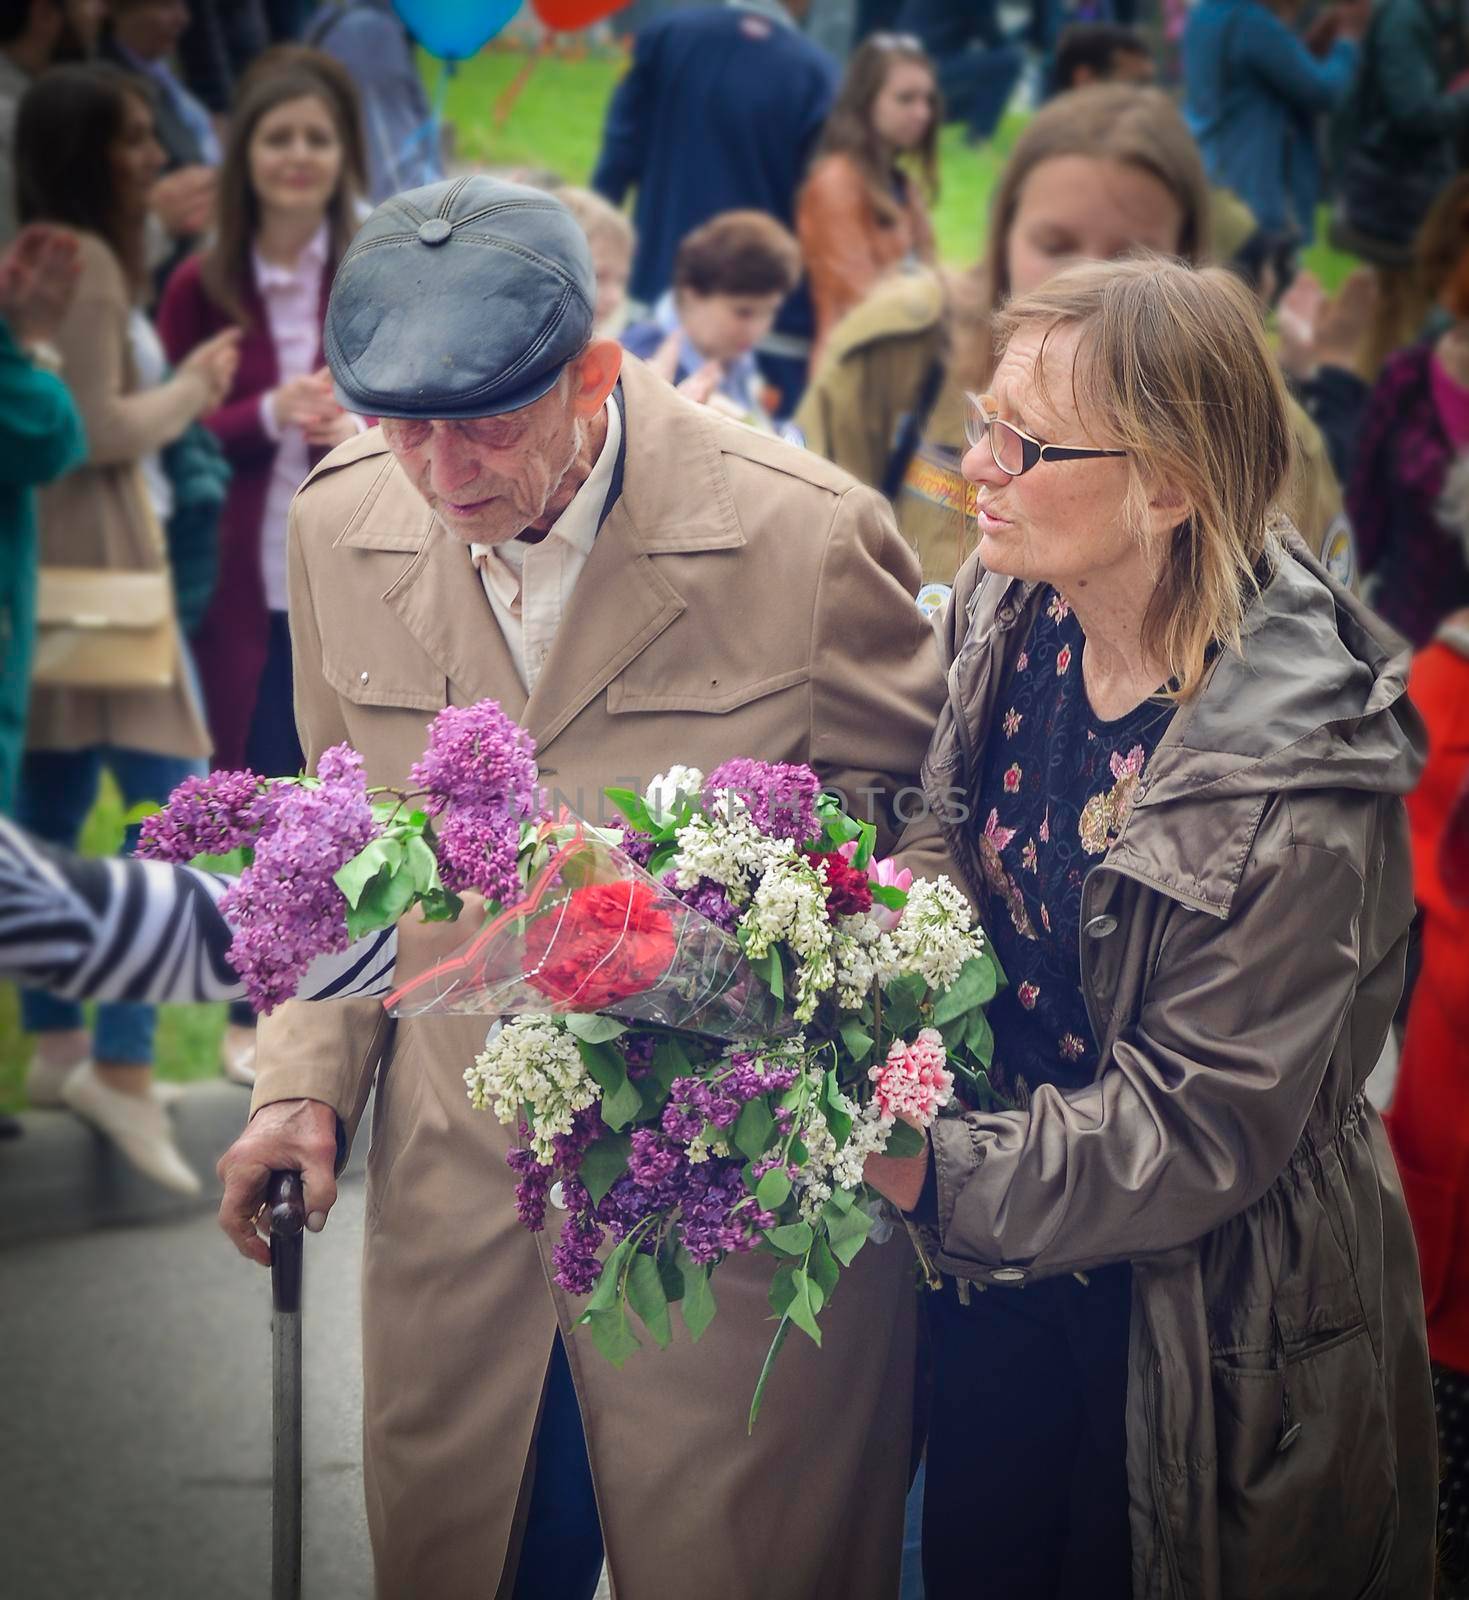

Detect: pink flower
[869, 1027, 954, 1128]
[1002, 708, 1022, 738]
[1017, 981, 1040, 1010]
[1040, 902, 1052, 933]
[838, 840, 914, 932]
[1056, 643, 1073, 676]
[1039, 811, 1050, 844]
[1058, 1033, 1087, 1062]
[1003, 763, 1022, 794]
[1016, 651, 1029, 672]
[982, 808, 1016, 853]
[1047, 593, 1071, 622]
[1020, 839, 1037, 872]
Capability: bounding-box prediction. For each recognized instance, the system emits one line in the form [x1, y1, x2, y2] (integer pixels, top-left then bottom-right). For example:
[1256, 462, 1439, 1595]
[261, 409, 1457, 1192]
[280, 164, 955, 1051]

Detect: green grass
[0, 52, 1358, 1111]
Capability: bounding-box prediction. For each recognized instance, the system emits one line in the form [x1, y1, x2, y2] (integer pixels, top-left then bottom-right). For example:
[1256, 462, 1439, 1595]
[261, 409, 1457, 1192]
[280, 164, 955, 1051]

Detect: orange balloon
[532, 0, 628, 27]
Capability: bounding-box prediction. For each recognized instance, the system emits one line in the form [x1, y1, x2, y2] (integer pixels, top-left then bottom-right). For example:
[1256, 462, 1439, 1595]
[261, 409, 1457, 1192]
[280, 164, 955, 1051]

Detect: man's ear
[570, 338, 623, 418]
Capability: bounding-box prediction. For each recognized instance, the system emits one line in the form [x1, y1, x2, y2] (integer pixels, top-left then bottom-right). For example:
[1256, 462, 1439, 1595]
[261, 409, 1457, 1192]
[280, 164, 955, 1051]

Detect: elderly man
[216, 177, 946, 1599]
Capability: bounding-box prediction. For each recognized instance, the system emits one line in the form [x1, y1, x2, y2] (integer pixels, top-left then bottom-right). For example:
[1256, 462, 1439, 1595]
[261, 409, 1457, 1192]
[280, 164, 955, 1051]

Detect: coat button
[359, 670, 370, 684]
[991, 1267, 1026, 1284]
[1084, 913, 1119, 939]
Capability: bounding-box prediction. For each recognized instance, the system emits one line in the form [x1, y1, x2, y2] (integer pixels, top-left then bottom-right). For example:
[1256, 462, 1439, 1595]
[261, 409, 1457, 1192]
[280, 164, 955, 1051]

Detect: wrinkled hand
[0, 224, 80, 346]
[217, 1098, 338, 1267]
[150, 165, 216, 239]
[392, 892, 489, 987]
[863, 1119, 930, 1214]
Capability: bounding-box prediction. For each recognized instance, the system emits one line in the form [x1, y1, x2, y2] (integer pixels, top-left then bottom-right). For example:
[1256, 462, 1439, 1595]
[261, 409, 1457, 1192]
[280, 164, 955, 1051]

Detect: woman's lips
[977, 503, 1012, 532]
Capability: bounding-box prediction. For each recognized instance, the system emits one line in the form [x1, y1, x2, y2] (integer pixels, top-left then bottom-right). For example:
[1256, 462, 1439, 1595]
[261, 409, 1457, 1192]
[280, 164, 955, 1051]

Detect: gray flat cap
[325, 176, 596, 419]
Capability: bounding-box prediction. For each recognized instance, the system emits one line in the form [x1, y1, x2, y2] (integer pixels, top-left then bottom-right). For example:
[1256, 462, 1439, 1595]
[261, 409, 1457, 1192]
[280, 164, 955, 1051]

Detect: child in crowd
[622, 210, 803, 438]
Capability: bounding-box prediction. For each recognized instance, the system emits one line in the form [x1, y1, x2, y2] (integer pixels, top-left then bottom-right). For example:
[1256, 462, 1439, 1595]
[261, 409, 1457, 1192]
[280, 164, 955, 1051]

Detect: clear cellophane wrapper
[384, 809, 792, 1040]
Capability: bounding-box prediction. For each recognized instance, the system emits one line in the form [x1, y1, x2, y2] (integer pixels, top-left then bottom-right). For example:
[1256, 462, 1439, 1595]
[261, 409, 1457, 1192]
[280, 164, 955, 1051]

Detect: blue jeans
[512, 1334, 604, 1600]
[18, 744, 205, 1063]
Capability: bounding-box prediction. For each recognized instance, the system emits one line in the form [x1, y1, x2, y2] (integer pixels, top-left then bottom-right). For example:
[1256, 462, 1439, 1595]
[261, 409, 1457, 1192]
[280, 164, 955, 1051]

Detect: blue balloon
[393, 0, 520, 60]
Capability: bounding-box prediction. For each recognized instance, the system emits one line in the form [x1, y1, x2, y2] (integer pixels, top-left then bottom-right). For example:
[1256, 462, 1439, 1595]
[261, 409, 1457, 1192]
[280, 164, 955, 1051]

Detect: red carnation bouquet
[523, 880, 677, 1010]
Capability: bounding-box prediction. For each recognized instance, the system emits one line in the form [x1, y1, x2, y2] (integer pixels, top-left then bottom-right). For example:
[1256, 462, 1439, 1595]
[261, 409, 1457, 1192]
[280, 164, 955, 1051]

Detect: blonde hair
[951, 85, 1212, 392]
[993, 257, 1293, 699]
[555, 185, 635, 258]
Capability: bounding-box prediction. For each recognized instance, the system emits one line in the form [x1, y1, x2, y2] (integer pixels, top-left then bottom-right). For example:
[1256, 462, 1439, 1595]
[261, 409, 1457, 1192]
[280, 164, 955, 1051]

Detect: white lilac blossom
[670, 805, 776, 904]
[832, 915, 901, 1009]
[740, 855, 837, 1023]
[465, 1017, 598, 1166]
[889, 875, 987, 992]
[643, 766, 704, 820]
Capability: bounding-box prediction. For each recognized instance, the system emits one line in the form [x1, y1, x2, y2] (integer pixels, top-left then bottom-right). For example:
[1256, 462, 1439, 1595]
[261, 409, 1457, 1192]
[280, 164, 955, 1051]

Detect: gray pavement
[0, 1177, 373, 1600]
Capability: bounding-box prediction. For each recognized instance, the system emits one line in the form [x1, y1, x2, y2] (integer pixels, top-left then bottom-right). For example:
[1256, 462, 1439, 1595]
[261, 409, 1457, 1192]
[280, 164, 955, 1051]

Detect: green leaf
[807, 1234, 839, 1303]
[824, 1196, 873, 1267]
[755, 1167, 792, 1210]
[765, 1221, 814, 1255]
[583, 1235, 637, 1314]
[868, 882, 908, 911]
[344, 863, 420, 940]
[603, 787, 658, 835]
[786, 1269, 823, 1345]
[580, 1132, 632, 1207]
[825, 1184, 855, 1214]
[403, 833, 441, 895]
[578, 1041, 643, 1131]
[626, 1251, 672, 1348]
[838, 1020, 874, 1064]
[646, 844, 679, 878]
[748, 1316, 792, 1432]
[732, 1097, 775, 1162]
[768, 1260, 798, 1317]
[582, 1306, 641, 1367]
[415, 885, 464, 923]
[651, 1036, 691, 1096]
[965, 1009, 995, 1067]
[931, 954, 998, 1026]
[333, 836, 404, 909]
[658, 1249, 686, 1304]
[821, 1070, 852, 1147]
[678, 1252, 716, 1342]
[121, 799, 163, 826]
[193, 845, 250, 876]
[883, 1119, 927, 1158]
[564, 1013, 628, 1044]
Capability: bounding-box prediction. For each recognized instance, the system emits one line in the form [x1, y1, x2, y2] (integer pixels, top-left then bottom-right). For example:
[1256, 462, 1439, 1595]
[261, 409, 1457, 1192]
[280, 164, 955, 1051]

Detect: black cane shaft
[269, 1170, 305, 1315]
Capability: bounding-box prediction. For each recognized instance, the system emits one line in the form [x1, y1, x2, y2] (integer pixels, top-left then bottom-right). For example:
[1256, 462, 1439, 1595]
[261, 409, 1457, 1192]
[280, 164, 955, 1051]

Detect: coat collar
[329, 358, 743, 750]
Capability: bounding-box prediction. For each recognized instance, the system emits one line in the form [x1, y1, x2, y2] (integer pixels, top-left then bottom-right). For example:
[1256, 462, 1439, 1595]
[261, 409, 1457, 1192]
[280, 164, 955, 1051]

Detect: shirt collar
[725, 0, 799, 30]
[252, 222, 331, 294]
[470, 393, 622, 583]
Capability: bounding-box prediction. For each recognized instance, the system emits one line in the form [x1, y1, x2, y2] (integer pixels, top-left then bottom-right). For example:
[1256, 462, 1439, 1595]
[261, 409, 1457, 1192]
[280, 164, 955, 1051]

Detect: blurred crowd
[0, 0, 1466, 1586]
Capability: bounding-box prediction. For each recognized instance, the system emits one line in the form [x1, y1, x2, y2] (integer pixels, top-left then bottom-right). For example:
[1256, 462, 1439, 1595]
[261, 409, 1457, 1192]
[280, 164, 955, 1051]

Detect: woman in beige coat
[871, 258, 1435, 1597]
[13, 64, 237, 1192]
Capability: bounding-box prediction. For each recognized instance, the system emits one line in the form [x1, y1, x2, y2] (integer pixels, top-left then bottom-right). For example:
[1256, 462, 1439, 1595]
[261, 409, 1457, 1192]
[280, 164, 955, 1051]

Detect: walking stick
[269, 1170, 306, 1600]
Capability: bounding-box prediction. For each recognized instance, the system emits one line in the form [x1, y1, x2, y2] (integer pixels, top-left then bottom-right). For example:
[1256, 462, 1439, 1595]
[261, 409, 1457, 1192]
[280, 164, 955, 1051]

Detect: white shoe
[25, 1055, 84, 1110]
[62, 1063, 202, 1196]
[220, 1024, 257, 1088]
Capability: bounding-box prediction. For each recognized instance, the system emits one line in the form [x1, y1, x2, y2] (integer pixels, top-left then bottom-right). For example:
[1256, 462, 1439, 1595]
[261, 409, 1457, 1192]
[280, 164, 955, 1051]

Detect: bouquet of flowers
[137, 703, 1003, 1424]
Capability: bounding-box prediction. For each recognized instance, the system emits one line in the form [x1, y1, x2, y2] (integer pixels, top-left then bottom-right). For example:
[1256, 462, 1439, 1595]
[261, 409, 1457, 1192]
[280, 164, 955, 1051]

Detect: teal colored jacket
[0, 320, 86, 813]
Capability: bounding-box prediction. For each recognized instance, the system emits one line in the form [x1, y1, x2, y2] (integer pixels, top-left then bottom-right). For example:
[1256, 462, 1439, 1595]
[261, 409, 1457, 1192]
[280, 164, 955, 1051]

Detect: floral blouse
[972, 589, 1172, 1097]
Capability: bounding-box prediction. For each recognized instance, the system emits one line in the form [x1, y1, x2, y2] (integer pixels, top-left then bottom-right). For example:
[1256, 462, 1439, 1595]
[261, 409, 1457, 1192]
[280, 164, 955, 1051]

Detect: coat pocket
[1211, 1324, 1397, 1599]
[606, 666, 809, 717]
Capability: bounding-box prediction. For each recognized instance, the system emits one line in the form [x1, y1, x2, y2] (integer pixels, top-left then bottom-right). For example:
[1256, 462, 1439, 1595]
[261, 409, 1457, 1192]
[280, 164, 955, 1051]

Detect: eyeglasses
[964, 393, 1128, 477]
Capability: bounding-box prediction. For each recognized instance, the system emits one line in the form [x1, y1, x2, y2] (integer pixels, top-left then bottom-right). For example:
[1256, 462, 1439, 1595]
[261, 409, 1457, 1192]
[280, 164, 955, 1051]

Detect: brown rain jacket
[898, 538, 1436, 1598]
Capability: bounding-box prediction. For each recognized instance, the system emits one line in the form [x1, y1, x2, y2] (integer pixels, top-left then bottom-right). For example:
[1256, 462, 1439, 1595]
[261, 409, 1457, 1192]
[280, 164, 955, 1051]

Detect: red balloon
[531, 0, 629, 28]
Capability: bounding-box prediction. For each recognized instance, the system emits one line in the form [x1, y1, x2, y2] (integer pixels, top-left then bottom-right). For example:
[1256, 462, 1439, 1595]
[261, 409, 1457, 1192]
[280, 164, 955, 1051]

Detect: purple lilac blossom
[434, 800, 523, 902]
[619, 828, 656, 868]
[703, 759, 822, 845]
[136, 768, 277, 863]
[661, 871, 738, 932]
[216, 745, 376, 1013]
[410, 700, 539, 817]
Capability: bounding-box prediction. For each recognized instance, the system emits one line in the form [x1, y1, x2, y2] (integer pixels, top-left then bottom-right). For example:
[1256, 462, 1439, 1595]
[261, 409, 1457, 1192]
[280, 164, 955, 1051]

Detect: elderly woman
[872, 257, 1435, 1598]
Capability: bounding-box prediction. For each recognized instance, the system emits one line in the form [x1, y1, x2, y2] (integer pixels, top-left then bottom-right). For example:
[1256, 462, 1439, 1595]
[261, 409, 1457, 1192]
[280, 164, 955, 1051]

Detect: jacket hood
[1135, 540, 1423, 810]
[1093, 541, 1425, 918]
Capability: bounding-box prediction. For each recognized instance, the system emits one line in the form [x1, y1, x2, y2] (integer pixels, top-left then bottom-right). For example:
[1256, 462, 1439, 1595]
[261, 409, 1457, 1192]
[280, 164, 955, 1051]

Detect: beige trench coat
[252, 358, 951, 1599]
[27, 231, 210, 762]
[898, 540, 1437, 1597]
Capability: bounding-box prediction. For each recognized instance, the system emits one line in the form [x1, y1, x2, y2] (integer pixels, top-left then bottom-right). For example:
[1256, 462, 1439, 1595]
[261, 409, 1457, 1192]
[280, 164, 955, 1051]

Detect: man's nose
[425, 434, 482, 498]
